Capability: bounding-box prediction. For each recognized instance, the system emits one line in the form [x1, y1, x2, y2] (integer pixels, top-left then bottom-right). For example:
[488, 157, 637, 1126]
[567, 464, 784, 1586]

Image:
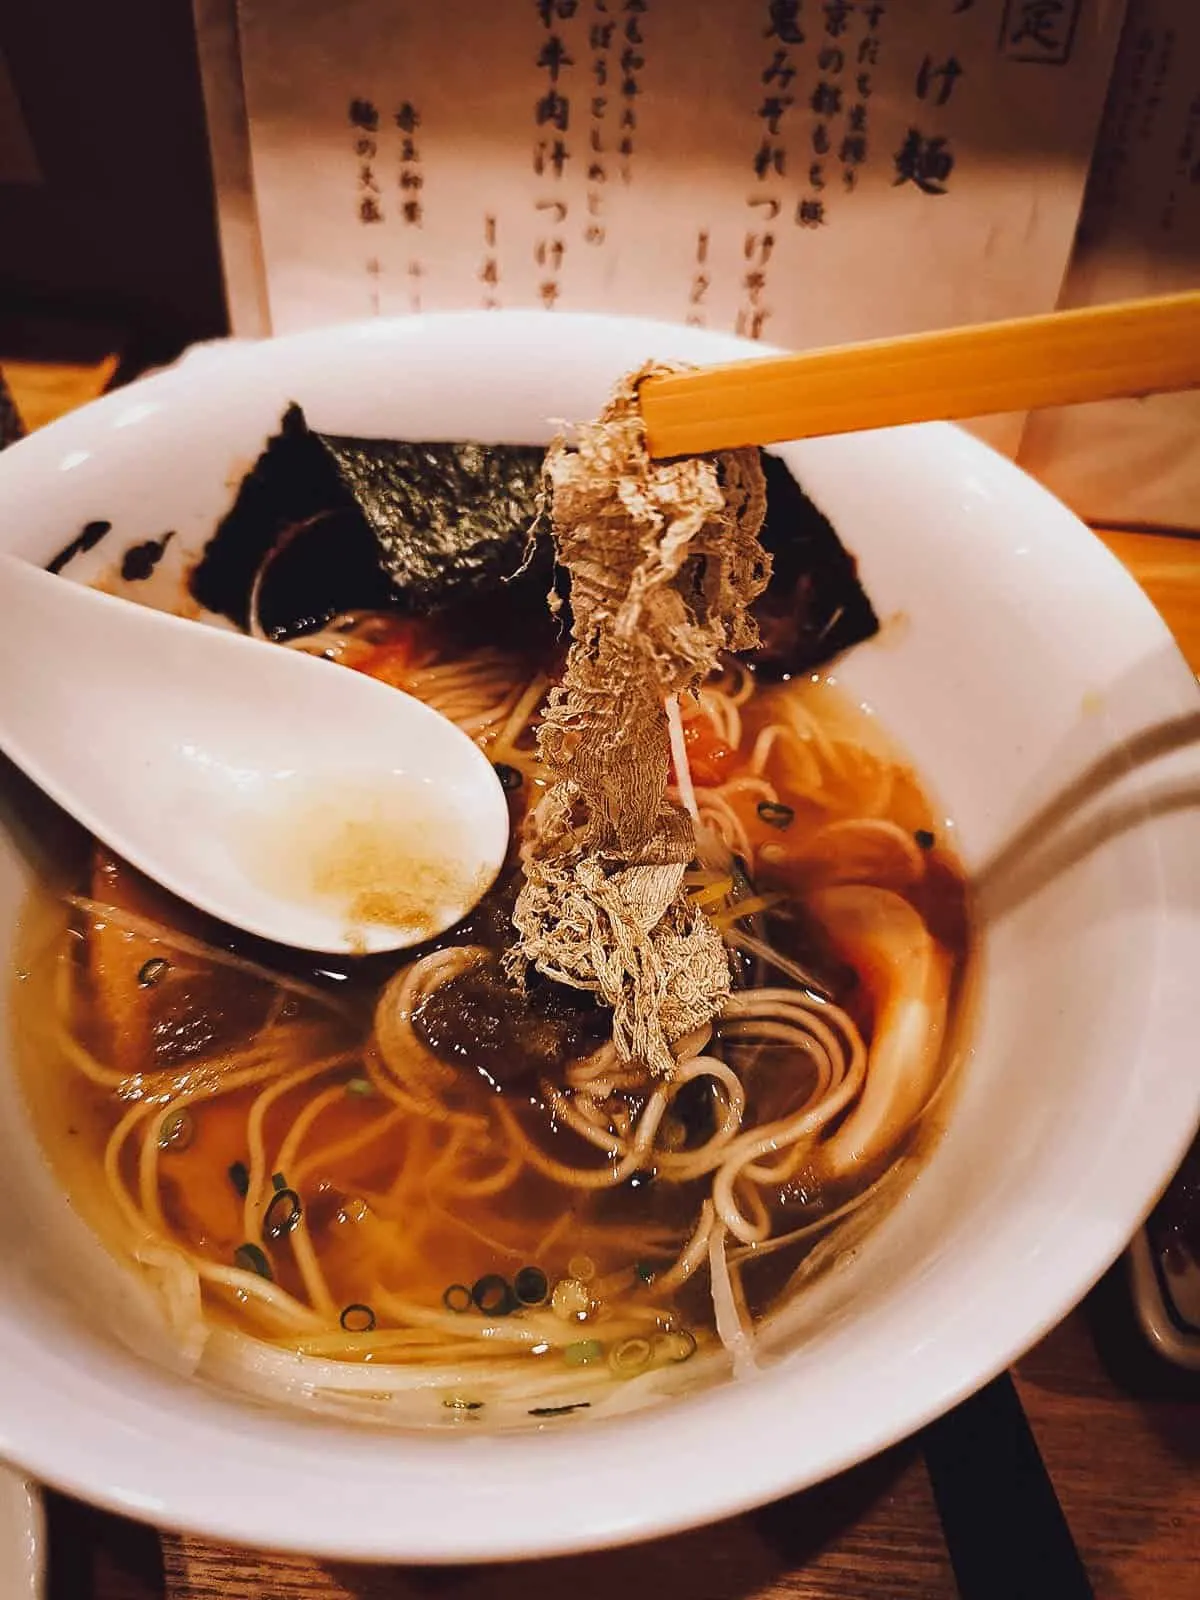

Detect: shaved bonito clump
[506, 366, 771, 1075]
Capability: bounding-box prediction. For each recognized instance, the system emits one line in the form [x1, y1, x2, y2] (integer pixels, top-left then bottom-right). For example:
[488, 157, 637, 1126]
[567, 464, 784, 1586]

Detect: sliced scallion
[136, 957, 169, 988]
[442, 1283, 473, 1314]
[263, 1186, 301, 1242]
[472, 1274, 516, 1317]
[563, 1338, 605, 1366]
[233, 1243, 272, 1280]
[344, 1076, 375, 1098]
[514, 1266, 549, 1306]
[756, 800, 795, 830]
[156, 1108, 194, 1152]
[228, 1160, 250, 1198]
[656, 1329, 697, 1364]
[339, 1303, 376, 1333]
[609, 1337, 652, 1377]
[494, 762, 523, 792]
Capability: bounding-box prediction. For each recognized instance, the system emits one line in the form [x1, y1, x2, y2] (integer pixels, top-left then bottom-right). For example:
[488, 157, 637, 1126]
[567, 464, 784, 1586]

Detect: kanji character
[399, 169, 423, 190]
[823, 1, 852, 37]
[594, 58, 608, 86]
[592, 95, 608, 118]
[587, 161, 607, 182]
[538, 280, 561, 308]
[765, 1, 804, 45]
[535, 238, 565, 270]
[916, 55, 964, 107]
[810, 81, 842, 116]
[394, 102, 420, 133]
[858, 38, 880, 67]
[537, 35, 575, 82]
[809, 160, 826, 189]
[796, 197, 826, 226]
[892, 128, 954, 195]
[585, 224, 607, 244]
[743, 269, 767, 301]
[536, 0, 578, 25]
[1008, 2, 1067, 51]
[857, 72, 873, 97]
[812, 123, 830, 155]
[744, 231, 776, 264]
[818, 46, 844, 73]
[533, 139, 570, 177]
[358, 196, 383, 223]
[762, 50, 796, 90]
[402, 200, 423, 225]
[759, 95, 794, 134]
[847, 103, 868, 132]
[689, 272, 711, 304]
[621, 46, 644, 73]
[479, 258, 499, 286]
[536, 90, 570, 131]
[399, 137, 418, 162]
[590, 21, 616, 49]
[735, 307, 770, 340]
[839, 134, 866, 165]
[753, 141, 787, 178]
[355, 136, 377, 158]
[349, 98, 379, 131]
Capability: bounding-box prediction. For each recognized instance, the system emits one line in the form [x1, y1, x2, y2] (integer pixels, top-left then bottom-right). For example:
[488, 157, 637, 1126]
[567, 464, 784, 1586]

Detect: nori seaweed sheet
[750, 451, 879, 679]
[189, 405, 878, 673]
[189, 404, 547, 639]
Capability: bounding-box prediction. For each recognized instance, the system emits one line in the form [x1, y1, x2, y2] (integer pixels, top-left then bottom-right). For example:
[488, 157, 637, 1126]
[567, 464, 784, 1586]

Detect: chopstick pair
[639, 291, 1200, 459]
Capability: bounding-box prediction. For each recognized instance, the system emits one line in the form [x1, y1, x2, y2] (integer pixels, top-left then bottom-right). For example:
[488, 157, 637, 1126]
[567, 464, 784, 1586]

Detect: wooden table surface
[3, 352, 1198, 1600]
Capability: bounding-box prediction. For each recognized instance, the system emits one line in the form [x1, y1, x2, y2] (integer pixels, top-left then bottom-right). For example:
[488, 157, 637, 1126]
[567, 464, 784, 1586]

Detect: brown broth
[13, 652, 973, 1420]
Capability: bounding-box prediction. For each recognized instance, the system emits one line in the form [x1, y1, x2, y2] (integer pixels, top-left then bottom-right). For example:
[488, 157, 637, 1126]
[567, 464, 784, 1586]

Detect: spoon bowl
[0, 554, 510, 954]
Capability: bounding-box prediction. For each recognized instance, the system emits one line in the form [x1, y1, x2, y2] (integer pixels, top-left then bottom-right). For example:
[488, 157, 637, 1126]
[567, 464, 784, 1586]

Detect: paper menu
[1018, 0, 1200, 529]
[226, 0, 1126, 430]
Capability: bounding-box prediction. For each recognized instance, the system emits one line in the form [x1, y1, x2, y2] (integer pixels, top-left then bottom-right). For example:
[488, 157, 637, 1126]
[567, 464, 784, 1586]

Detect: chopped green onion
[633, 1260, 657, 1286]
[339, 1303, 376, 1333]
[271, 1171, 288, 1192]
[136, 957, 169, 988]
[494, 762, 523, 792]
[656, 1329, 697, 1364]
[609, 1337, 652, 1377]
[915, 828, 936, 850]
[472, 1274, 516, 1317]
[344, 1076, 375, 1098]
[567, 1253, 596, 1284]
[156, 1108, 194, 1152]
[756, 800, 795, 830]
[443, 1283, 473, 1314]
[514, 1266, 549, 1306]
[443, 1397, 484, 1411]
[563, 1338, 605, 1366]
[233, 1243, 272, 1280]
[263, 1186, 301, 1242]
[228, 1160, 250, 1198]
[528, 1402, 590, 1417]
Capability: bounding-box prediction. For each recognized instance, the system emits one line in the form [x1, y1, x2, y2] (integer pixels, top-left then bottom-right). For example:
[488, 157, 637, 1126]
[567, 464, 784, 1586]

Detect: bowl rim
[0, 310, 1198, 1564]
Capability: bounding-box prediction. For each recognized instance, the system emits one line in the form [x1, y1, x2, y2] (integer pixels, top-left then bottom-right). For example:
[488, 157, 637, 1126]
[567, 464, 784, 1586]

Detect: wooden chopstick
[640, 291, 1200, 459]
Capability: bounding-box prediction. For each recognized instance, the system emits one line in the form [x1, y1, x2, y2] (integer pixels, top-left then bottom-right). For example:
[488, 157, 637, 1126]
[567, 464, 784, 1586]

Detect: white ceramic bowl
[0, 313, 1197, 1562]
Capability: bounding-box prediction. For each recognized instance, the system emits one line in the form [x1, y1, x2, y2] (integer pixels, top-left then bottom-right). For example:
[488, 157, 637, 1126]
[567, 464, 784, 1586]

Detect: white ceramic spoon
[0, 554, 510, 956]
